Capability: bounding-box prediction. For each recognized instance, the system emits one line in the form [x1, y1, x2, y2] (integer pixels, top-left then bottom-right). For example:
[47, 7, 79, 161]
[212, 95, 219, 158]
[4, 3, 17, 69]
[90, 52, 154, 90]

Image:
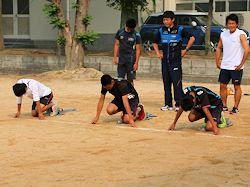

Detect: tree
[205, 0, 213, 54]
[43, 0, 98, 70]
[0, 0, 4, 50]
[106, 0, 148, 28]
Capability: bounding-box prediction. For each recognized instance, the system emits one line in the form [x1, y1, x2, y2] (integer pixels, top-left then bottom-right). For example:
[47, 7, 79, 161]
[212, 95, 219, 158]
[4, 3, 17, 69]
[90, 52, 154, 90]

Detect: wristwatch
[185, 47, 190, 52]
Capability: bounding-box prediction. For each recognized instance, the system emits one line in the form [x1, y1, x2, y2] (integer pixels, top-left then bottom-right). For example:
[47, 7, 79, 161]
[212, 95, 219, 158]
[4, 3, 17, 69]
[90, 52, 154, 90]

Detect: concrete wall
[1, 55, 250, 84]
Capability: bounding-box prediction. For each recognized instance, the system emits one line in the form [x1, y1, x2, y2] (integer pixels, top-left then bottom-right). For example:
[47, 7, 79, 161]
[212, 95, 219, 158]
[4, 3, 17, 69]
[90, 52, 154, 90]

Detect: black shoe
[230, 107, 239, 114]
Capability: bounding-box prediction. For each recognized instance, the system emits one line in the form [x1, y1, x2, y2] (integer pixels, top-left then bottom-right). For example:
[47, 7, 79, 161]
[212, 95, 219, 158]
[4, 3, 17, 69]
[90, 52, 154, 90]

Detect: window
[176, 3, 193, 10]
[177, 16, 192, 26]
[17, 0, 29, 14]
[195, 3, 209, 12]
[2, 0, 13, 14]
[215, 1, 226, 12]
[229, 0, 247, 11]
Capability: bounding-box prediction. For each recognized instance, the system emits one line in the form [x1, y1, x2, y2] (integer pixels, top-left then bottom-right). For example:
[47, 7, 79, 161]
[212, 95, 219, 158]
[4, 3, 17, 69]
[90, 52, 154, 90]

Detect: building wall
[176, 0, 250, 32]
[29, 0, 57, 41]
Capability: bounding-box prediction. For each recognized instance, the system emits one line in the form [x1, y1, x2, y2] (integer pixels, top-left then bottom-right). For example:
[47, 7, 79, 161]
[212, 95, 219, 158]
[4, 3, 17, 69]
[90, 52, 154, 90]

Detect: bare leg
[106, 103, 120, 115]
[32, 103, 52, 117]
[234, 85, 242, 109]
[188, 109, 204, 122]
[220, 83, 228, 107]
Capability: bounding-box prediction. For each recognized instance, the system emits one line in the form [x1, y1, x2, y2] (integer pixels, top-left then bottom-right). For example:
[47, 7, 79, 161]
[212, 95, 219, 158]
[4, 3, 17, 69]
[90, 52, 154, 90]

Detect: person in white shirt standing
[216, 14, 249, 114]
[12, 79, 57, 119]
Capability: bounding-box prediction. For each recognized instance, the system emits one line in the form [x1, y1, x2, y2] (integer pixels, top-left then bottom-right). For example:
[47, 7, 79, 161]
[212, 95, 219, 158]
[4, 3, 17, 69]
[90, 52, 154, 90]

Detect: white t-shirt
[16, 79, 52, 104]
[221, 28, 247, 70]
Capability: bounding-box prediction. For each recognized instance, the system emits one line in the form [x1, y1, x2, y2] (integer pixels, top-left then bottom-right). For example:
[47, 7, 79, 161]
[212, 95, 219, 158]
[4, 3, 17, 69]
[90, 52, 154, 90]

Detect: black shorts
[117, 63, 136, 81]
[194, 105, 222, 124]
[111, 97, 139, 115]
[32, 93, 53, 110]
[218, 69, 243, 85]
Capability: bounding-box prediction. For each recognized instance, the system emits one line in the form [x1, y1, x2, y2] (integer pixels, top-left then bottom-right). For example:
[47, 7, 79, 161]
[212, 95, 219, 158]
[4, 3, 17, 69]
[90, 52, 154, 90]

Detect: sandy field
[0, 70, 250, 187]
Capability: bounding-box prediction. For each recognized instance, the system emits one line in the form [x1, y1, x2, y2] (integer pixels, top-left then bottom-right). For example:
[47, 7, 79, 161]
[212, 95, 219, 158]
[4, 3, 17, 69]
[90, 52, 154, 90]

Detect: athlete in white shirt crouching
[12, 79, 57, 120]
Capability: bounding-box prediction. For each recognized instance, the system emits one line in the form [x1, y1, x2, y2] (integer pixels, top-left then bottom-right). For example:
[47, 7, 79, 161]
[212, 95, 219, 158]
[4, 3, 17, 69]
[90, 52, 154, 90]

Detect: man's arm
[122, 95, 136, 127]
[235, 34, 249, 71]
[202, 107, 220, 135]
[91, 94, 105, 124]
[169, 107, 184, 130]
[181, 28, 195, 57]
[134, 44, 141, 71]
[153, 43, 163, 59]
[215, 38, 223, 69]
[113, 39, 119, 65]
[15, 104, 22, 118]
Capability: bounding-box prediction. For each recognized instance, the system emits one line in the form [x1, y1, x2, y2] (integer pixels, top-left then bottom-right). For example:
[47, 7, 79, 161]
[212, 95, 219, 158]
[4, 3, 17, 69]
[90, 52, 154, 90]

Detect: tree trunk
[0, 0, 4, 50]
[53, 0, 89, 70]
[205, 0, 213, 55]
[68, 0, 89, 70]
[120, 7, 138, 28]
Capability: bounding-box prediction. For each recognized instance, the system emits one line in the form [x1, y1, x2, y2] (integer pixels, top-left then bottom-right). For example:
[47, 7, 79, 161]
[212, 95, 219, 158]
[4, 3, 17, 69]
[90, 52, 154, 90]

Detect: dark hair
[163, 11, 175, 20]
[126, 18, 137, 29]
[13, 83, 27, 97]
[180, 95, 194, 111]
[226, 14, 239, 24]
[101, 74, 113, 86]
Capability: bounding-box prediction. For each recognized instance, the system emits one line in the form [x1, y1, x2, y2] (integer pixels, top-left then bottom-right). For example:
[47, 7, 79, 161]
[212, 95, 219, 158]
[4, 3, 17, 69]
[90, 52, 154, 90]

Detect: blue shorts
[218, 69, 243, 85]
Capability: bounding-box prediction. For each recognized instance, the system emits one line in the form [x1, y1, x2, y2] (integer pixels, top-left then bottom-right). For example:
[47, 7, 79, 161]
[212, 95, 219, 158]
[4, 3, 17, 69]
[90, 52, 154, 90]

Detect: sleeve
[101, 87, 107, 95]
[181, 27, 194, 39]
[115, 29, 120, 40]
[197, 90, 211, 108]
[16, 96, 22, 104]
[117, 81, 130, 96]
[135, 33, 142, 44]
[29, 82, 40, 102]
[153, 29, 161, 43]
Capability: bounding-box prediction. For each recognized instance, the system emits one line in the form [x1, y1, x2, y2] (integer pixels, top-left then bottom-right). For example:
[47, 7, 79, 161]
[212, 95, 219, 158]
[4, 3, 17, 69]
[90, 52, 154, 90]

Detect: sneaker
[175, 106, 180, 112]
[223, 106, 228, 111]
[161, 105, 173, 111]
[137, 103, 146, 121]
[230, 107, 239, 115]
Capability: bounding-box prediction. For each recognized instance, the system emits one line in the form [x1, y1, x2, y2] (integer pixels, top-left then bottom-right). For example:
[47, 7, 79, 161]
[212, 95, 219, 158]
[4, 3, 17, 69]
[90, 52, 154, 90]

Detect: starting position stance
[13, 79, 57, 120]
[169, 86, 224, 135]
[91, 74, 145, 127]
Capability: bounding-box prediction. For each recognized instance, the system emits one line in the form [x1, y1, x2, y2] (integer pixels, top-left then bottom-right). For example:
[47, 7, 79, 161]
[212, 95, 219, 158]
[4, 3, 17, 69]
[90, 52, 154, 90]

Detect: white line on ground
[7, 118, 250, 141]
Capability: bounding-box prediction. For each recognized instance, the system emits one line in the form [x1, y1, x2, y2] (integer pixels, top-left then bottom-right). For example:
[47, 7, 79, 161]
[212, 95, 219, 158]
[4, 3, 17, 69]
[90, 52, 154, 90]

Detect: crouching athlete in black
[169, 86, 223, 135]
[91, 74, 145, 127]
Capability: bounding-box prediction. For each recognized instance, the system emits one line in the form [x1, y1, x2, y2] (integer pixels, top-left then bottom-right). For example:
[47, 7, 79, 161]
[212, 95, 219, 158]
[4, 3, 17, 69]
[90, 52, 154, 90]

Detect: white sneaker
[175, 107, 180, 112]
[161, 105, 173, 111]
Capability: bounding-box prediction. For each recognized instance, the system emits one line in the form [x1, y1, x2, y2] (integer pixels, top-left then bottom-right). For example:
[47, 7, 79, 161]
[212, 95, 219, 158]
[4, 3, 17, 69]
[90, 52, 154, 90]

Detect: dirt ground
[0, 72, 250, 187]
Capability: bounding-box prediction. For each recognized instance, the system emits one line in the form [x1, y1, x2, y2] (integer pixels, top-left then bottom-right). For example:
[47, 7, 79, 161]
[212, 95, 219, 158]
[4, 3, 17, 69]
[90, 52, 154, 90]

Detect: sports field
[0, 73, 250, 186]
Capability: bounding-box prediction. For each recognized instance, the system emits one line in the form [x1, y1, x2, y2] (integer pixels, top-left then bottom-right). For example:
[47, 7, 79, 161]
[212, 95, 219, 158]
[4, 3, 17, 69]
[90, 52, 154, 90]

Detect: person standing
[216, 14, 249, 114]
[153, 11, 195, 111]
[113, 18, 141, 85]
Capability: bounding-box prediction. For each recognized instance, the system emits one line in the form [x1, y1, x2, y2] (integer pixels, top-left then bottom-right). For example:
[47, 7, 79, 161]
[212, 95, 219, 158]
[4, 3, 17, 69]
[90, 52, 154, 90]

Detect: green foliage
[43, 3, 66, 29]
[82, 15, 93, 26]
[76, 31, 99, 46]
[72, 1, 79, 9]
[57, 36, 66, 46]
[50, 16, 67, 29]
[43, 3, 59, 17]
[106, 0, 148, 12]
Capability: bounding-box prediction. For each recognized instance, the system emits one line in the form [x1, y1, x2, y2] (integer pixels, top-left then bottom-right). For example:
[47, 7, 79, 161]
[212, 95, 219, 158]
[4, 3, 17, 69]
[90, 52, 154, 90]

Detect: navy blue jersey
[115, 28, 141, 64]
[183, 86, 222, 109]
[154, 25, 193, 63]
